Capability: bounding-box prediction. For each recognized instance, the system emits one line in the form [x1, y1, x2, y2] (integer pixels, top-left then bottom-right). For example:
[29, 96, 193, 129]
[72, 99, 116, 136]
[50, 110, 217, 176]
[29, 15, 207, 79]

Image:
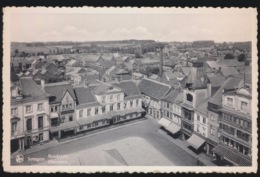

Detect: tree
[237, 53, 246, 62]
[14, 49, 19, 56]
[224, 53, 234, 59]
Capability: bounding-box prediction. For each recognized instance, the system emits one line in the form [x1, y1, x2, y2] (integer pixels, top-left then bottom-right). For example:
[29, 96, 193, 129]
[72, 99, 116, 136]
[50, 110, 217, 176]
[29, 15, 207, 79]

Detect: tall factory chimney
[159, 46, 164, 81]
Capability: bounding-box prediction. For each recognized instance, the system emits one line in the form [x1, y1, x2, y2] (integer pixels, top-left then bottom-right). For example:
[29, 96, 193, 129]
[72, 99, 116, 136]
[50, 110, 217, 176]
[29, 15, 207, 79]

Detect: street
[11, 118, 197, 166]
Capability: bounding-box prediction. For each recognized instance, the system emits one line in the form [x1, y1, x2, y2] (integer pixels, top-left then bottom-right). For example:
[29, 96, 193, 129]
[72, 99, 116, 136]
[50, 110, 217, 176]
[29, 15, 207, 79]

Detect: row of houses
[10, 77, 145, 153]
[138, 64, 252, 166]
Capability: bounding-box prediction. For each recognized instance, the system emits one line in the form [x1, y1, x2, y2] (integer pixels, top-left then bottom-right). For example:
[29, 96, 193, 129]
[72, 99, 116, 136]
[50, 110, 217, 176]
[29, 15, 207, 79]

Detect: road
[11, 118, 197, 166]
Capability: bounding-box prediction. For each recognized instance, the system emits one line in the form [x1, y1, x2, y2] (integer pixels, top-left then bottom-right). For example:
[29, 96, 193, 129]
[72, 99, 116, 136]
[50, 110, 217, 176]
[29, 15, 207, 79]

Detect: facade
[206, 77, 241, 156]
[133, 59, 160, 72]
[181, 66, 210, 140]
[74, 80, 144, 133]
[44, 81, 77, 139]
[11, 77, 50, 153]
[214, 79, 252, 166]
[138, 78, 172, 120]
[160, 87, 183, 136]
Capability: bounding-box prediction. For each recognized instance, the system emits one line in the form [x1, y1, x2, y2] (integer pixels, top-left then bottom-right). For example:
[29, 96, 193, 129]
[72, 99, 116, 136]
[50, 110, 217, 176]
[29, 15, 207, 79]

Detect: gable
[61, 90, 75, 104]
[237, 88, 250, 96]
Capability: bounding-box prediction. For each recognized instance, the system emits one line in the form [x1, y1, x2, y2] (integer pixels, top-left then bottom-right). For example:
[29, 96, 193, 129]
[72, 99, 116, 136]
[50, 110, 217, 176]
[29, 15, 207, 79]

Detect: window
[69, 115, 73, 121]
[110, 95, 113, 102]
[55, 106, 58, 111]
[69, 103, 72, 109]
[186, 93, 193, 102]
[66, 104, 69, 109]
[210, 126, 214, 135]
[210, 114, 215, 121]
[62, 105, 65, 110]
[203, 117, 206, 124]
[117, 103, 120, 110]
[26, 118, 32, 131]
[51, 106, 54, 113]
[26, 105, 32, 113]
[79, 110, 83, 118]
[110, 105, 113, 111]
[38, 116, 43, 129]
[38, 103, 44, 111]
[117, 94, 120, 101]
[167, 102, 170, 109]
[130, 100, 133, 107]
[241, 101, 248, 111]
[39, 133, 43, 141]
[197, 124, 200, 132]
[102, 106, 106, 113]
[11, 108, 17, 116]
[95, 107, 99, 115]
[11, 122, 17, 132]
[87, 108, 91, 116]
[61, 116, 65, 123]
[124, 102, 127, 109]
[197, 115, 200, 121]
[184, 110, 192, 121]
[166, 111, 169, 118]
[227, 97, 233, 106]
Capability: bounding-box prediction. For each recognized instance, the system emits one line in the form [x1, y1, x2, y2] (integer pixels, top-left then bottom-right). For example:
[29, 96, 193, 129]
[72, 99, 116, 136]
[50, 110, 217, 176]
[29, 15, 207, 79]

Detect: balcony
[11, 131, 25, 139]
[219, 129, 252, 146]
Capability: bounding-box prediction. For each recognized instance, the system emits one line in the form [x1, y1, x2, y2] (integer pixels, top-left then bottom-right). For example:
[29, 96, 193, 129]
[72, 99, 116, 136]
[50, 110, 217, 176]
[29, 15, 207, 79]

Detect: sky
[8, 8, 256, 42]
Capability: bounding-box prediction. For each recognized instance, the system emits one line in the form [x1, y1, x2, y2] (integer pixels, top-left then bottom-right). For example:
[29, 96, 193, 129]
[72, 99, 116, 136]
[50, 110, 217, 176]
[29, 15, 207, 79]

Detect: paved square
[38, 137, 174, 166]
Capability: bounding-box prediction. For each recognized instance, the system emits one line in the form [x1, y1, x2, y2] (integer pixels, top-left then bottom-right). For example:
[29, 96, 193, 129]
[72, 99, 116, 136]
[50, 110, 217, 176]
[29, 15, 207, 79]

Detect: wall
[194, 111, 208, 138]
[207, 110, 220, 144]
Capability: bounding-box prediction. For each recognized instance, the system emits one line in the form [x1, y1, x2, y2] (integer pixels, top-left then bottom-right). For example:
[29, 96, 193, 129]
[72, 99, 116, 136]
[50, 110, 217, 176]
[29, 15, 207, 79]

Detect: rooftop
[20, 77, 48, 99]
[44, 82, 76, 104]
[138, 78, 172, 100]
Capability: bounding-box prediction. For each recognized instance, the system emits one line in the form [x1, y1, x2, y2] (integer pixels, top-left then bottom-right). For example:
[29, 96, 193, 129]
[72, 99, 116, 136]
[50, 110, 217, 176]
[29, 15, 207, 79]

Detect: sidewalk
[146, 115, 216, 166]
[157, 129, 216, 166]
[11, 117, 147, 159]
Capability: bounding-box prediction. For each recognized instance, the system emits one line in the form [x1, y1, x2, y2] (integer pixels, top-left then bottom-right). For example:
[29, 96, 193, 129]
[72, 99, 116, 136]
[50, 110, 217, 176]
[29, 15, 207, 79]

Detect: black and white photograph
[2, 7, 258, 173]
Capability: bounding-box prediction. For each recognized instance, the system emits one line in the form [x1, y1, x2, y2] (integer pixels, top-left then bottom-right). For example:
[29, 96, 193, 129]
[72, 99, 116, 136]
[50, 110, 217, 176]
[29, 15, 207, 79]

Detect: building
[44, 81, 77, 139]
[74, 80, 144, 133]
[192, 99, 209, 153]
[212, 77, 252, 166]
[181, 65, 210, 141]
[160, 87, 183, 136]
[11, 77, 50, 153]
[133, 59, 160, 72]
[138, 78, 172, 119]
[206, 77, 241, 156]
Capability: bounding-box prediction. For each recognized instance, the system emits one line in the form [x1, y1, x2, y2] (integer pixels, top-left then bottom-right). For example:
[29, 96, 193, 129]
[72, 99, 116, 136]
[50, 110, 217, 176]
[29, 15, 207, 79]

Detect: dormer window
[227, 97, 233, 107]
[241, 101, 248, 111]
[186, 93, 193, 102]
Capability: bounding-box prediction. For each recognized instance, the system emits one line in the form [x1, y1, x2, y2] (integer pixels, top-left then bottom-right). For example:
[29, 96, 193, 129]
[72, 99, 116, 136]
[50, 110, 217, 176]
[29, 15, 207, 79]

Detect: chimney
[41, 79, 45, 89]
[207, 81, 212, 98]
[159, 46, 164, 81]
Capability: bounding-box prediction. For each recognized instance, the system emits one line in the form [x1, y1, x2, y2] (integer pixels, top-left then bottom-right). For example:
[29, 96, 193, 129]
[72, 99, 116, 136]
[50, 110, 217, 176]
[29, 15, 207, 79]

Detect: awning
[50, 121, 79, 133]
[213, 144, 252, 166]
[165, 123, 181, 134]
[50, 112, 59, 119]
[187, 134, 205, 150]
[158, 118, 171, 128]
